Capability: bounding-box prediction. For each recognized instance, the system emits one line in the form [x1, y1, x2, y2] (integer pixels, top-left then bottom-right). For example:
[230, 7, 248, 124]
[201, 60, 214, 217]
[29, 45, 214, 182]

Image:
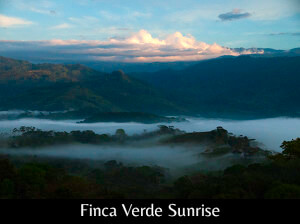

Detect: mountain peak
[111, 70, 130, 82]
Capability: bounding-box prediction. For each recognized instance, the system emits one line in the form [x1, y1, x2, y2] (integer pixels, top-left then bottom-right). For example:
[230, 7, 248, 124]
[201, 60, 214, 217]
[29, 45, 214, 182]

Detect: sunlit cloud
[0, 29, 264, 62]
[0, 14, 33, 28]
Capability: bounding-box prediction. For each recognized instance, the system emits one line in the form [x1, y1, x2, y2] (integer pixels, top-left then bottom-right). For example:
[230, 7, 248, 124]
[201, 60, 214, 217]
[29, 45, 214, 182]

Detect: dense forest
[0, 125, 299, 199]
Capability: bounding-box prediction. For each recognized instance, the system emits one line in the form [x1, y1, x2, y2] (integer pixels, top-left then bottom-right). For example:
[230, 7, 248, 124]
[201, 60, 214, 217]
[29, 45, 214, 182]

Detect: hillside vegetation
[1, 56, 299, 118]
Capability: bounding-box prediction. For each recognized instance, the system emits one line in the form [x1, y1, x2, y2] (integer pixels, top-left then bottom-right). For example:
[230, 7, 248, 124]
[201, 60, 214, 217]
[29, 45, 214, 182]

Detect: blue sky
[0, 0, 299, 62]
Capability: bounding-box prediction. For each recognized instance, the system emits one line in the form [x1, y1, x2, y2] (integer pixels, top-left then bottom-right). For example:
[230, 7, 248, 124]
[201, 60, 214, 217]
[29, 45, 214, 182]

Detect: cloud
[99, 10, 151, 21]
[0, 29, 264, 62]
[218, 9, 251, 21]
[99, 11, 121, 21]
[68, 16, 100, 26]
[0, 14, 33, 27]
[243, 0, 300, 21]
[50, 23, 73, 29]
[268, 32, 300, 36]
[131, 11, 151, 18]
[116, 29, 165, 45]
[10, 0, 57, 16]
[29, 7, 56, 15]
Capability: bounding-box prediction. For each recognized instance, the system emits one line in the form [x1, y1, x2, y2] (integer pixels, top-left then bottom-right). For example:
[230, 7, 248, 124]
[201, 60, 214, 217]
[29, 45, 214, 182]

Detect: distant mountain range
[0, 55, 299, 118]
[1, 47, 299, 73]
[232, 47, 300, 57]
[131, 55, 300, 118]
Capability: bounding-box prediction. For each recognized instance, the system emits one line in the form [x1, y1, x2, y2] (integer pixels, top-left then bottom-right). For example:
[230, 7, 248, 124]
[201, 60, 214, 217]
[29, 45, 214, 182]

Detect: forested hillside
[1, 56, 299, 118]
[131, 56, 300, 118]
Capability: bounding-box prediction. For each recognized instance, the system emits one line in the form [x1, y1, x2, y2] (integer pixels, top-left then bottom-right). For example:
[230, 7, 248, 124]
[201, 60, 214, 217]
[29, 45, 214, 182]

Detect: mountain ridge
[0, 57, 184, 114]
[0, 55, 299, 118]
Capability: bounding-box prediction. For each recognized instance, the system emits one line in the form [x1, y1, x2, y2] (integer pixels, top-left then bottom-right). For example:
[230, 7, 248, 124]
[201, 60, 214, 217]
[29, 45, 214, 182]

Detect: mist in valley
[0, 143, 261, 177]
[0, 111, 299, 176]
[1, 113, 300, 151]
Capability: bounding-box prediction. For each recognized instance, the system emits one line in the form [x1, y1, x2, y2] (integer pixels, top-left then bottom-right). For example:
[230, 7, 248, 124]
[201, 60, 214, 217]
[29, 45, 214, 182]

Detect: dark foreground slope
[0, 126, 299, 199]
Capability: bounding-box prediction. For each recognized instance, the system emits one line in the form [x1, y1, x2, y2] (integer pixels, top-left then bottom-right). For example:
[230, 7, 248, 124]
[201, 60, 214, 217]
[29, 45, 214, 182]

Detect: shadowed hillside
[0, 55, 300, 118]
[131, 56, 300, 118]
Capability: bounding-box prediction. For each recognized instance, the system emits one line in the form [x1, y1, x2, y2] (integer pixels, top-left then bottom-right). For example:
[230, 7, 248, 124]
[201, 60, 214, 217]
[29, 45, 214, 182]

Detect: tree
[281, 138, 300, 158]
[115, 129, 127, 142]
[0, 159, 16, 181]
[265, 184, 300, 199]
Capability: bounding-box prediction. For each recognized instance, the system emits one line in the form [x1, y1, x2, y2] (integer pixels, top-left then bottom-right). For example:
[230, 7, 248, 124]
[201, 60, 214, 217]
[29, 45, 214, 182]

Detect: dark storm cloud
[218, 9, 251, 21]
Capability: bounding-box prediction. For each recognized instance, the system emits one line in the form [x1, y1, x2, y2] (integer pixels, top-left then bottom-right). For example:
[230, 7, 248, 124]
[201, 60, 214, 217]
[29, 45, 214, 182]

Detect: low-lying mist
[1, 115, 300, 151]
[0, 144, 199, 168]
[0, 144, 254, 176]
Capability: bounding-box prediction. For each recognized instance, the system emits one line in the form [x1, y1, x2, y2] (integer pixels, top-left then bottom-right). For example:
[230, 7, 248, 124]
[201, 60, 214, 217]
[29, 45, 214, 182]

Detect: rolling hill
[0, 57, 183, 114]
[0, 55, 299, 118]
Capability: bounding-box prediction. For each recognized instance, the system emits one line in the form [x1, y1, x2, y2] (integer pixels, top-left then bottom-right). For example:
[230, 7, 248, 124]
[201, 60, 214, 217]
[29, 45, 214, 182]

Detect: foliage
[131, 56, 300, 118]
[9, 127, 111, 148]
[281, 138, 300, 158]
[0, 56, 181, 114]
[0, 159, 165, 199]
[0, 129, 299, 199]
[1, 56, 300, 117]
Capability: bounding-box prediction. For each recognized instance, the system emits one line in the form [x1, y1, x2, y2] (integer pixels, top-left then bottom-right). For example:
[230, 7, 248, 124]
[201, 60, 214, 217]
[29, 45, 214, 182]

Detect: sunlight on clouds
[0, 14, 33, 27]
[111, 30, 165, 45]
[0, 29, 264, 62]
[102, 30, 245, 61]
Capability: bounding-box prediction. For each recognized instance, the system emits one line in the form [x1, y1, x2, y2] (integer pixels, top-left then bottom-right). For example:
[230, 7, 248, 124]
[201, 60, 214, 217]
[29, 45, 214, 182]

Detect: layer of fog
[0, 144, 251, 175]
[1, 116, 300, 151]
[0, 144, 197, 167]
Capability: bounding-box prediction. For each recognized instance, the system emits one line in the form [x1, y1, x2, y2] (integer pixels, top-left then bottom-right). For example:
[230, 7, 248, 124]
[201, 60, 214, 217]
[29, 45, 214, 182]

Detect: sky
[0, 0, 299, 62]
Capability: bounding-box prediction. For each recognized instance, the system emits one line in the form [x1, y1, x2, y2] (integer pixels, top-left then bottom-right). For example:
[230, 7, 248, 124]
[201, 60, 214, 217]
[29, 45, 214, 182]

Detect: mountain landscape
[131, 55, 300, 118]
[0, 55, 299, 118]
[1, 0, 300, 204]
[0, 56, 182, 115]
[2, 47, 299, 73]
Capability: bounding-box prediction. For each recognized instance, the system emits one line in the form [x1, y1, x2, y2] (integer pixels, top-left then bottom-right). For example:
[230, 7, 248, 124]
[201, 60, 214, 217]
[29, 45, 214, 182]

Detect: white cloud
[50, 23, 72, 29]
[101, 30, 241, 61]
[10, 0, 57, 15]
[99, 10, 151, 21]
[29, 7, 56, 15]
[165, 0, 300, 23]
[112, 29, 165, 45]
[131, 11, 151, 18]
[243, 0, 300, 21]
[99, 11, 120, 21]
[0, 29, 264, 62]
[68, 16, 100, 26]
[0, 14, 33, 27]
